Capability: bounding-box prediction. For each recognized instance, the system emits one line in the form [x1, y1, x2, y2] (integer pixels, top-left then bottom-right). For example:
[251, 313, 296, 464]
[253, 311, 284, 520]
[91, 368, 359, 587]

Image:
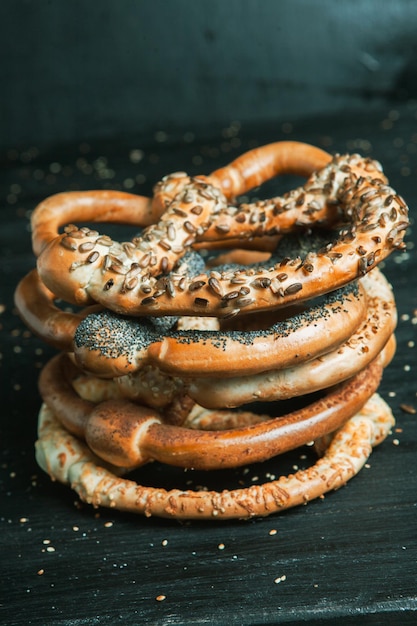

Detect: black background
[1, 2, 417, 624]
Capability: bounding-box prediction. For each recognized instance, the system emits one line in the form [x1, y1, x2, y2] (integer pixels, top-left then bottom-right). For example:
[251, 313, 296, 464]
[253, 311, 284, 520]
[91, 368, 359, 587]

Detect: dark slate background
[2, 0, 417, 152]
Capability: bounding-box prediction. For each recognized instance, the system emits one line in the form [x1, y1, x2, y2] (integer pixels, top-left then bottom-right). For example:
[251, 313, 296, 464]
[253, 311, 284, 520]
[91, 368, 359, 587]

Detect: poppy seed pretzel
[35, 147, 408, 318]
[69, 295, 395, 417]
[35, 393, 395, 520]
[187, 268, 396, 407]
[73, 279, 367, 378]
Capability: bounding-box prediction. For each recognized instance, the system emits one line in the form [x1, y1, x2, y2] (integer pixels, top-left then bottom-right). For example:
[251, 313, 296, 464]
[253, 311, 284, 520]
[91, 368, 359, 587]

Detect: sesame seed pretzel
[35, 392, 394, 520]
[39, 350, 384, 470]
[35, 144, 408, 319]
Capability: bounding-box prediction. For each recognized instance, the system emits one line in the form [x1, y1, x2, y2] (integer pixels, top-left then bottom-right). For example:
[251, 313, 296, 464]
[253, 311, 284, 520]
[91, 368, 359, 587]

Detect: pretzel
[39, 348, 384, 469]
[72, 331, 395, 423]
[35, 148, 408, 318]
[35, 393, 394, 519]
[187, 268, 396, 407]
[73, 279, 367, 378]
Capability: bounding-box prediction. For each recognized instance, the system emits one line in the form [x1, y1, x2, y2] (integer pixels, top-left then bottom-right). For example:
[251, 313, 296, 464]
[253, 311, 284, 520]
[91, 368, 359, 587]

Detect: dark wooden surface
[1, 107, 416, 625]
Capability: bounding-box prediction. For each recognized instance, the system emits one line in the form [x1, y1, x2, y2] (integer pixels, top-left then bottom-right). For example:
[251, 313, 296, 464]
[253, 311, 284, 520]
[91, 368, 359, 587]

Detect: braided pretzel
[39, 349, 384, 469]
[35, 393, 394, 519]
[35, 147, 408, 318]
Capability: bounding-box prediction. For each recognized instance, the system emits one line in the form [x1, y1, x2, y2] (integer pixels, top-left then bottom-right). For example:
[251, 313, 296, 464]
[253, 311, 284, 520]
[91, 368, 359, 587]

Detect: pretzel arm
[209, 140, 332, 197]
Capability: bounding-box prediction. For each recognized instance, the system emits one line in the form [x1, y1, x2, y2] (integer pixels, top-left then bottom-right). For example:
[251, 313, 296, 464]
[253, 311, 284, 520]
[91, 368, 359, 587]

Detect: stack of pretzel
[15, 141, 409, 520]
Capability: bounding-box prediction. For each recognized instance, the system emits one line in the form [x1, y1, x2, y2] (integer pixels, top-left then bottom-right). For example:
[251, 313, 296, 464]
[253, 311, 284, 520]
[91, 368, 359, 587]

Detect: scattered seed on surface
[400, 403, 416, 414]
[274, 575, 287, 584]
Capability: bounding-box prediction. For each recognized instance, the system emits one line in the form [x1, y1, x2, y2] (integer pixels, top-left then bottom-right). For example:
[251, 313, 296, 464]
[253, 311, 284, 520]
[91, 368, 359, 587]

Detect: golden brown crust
[31, 189, 156, 257]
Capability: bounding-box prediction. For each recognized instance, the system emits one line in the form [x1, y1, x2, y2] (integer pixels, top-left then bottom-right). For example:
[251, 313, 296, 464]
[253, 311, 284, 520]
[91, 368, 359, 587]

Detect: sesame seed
[274, 575, 287, 584]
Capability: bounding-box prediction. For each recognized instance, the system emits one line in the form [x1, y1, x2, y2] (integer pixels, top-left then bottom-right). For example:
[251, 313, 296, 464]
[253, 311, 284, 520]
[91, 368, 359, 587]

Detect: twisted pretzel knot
[33, 141, 408, 319]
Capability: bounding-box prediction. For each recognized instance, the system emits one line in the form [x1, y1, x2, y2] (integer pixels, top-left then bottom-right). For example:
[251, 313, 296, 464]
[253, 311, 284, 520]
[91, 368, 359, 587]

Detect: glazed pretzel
[35, 393, 394, 520]
[35, 146, 408, 318]
[39, 350, 384, 469]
